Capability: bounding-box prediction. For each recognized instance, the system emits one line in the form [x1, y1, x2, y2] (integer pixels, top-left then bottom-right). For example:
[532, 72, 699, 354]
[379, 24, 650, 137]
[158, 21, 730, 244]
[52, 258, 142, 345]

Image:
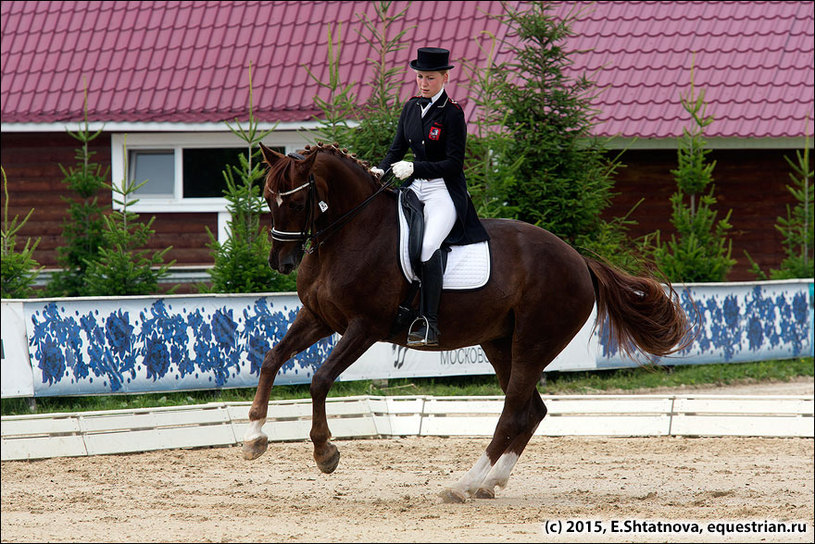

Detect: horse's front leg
[243, 307, 332, 460]
[308, 320, 377, 473]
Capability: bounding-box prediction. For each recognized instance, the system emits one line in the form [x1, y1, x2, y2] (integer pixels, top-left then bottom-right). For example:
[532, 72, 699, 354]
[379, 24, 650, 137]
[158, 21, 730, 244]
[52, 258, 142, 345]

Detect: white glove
[392, 160, 414, 180]
[370, 167, 384, 179]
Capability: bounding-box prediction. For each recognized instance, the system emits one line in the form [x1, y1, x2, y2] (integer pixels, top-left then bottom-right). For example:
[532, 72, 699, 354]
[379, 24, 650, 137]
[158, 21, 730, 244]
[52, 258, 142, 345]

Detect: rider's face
[415, 70, 448, 98]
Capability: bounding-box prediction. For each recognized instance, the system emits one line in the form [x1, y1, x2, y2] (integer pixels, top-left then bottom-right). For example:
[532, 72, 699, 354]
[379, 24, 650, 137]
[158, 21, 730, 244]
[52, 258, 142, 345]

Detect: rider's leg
[409, 248, 444, 346]
[407, 179, 455, 347]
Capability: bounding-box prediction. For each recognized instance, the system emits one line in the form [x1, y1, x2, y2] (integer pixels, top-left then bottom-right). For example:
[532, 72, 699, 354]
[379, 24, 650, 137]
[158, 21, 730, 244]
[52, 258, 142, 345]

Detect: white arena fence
[2, 394, 812, 461]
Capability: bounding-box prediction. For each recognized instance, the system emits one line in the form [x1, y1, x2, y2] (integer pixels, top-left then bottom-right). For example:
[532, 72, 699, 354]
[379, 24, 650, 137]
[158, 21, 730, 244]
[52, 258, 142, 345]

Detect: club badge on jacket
[429, 124, 442, 141]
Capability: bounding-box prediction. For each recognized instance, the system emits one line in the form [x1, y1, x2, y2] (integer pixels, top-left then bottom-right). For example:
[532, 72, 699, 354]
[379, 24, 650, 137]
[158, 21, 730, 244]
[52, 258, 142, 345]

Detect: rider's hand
[370, 167, 385, 179]
[392, 161, 414, 180]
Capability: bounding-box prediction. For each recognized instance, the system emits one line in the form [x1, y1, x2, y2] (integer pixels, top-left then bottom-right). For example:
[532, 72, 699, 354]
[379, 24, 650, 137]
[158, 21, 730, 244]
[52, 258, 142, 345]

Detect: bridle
[270, 155, 395, 254]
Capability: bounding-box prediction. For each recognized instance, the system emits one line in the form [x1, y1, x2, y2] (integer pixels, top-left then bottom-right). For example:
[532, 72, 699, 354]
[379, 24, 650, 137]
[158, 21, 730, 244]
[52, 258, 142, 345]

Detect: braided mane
[300, 141, 387, 189]
[265, 141, 389, 199]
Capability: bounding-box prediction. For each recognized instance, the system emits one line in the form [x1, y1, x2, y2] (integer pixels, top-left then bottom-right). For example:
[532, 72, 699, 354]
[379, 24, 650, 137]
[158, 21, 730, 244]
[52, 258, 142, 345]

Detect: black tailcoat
[378, 90, 490, 246]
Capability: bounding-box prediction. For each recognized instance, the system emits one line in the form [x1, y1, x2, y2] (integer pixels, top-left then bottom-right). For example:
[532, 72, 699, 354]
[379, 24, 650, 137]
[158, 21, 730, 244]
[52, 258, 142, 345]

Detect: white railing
[2, 394, 812, 461]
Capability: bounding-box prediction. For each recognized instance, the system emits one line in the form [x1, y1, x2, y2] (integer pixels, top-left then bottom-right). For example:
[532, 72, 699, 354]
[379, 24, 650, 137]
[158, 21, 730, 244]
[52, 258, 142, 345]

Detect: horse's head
[259, 142, 324, 274]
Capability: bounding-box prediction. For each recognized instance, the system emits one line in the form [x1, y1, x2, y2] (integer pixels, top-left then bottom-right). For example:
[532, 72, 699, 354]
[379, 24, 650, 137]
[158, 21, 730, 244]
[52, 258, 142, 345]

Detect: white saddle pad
[397, 191, 491, 290]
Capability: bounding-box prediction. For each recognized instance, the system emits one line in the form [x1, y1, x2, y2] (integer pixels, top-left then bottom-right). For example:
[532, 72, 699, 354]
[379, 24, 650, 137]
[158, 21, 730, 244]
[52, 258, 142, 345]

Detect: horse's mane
[266, 141, 392, 198]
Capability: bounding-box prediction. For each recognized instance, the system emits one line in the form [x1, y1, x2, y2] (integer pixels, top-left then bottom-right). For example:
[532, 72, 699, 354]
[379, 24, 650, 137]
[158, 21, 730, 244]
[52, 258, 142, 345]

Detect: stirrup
[407, 316, 438, 347]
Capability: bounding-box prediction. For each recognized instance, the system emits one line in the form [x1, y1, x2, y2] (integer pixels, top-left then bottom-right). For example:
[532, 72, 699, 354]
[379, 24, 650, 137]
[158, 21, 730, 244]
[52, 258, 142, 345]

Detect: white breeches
[409, 177, 456, 262]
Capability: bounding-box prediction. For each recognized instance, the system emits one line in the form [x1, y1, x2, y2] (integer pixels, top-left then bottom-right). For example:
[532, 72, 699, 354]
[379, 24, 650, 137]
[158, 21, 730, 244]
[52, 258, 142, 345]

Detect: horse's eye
[288, 201, 304, 211]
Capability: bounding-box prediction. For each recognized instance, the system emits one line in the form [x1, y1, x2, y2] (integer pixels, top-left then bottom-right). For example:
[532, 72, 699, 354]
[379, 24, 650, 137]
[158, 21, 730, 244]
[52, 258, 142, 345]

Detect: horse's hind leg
[441, 389, 546, 503]
[441, 335, 554, 503]
[441, 338, 520, 503]
[474, 392, 546, 499]
[243, 308, 331, 461]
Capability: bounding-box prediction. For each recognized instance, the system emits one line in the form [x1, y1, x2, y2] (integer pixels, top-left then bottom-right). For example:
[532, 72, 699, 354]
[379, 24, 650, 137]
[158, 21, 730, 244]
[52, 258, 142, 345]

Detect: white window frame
[111, 131, 309, 212]
[110, 131, 310, 242]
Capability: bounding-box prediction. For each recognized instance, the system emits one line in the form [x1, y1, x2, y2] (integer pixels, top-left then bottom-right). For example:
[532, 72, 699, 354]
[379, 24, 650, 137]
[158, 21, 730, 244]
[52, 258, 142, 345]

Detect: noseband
[270, 154, 394, 254]
[270, 170, 319, 248]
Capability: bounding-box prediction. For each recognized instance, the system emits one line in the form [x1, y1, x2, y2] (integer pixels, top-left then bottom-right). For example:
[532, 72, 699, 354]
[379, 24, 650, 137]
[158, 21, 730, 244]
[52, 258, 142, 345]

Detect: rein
[271, 161, 396, 254]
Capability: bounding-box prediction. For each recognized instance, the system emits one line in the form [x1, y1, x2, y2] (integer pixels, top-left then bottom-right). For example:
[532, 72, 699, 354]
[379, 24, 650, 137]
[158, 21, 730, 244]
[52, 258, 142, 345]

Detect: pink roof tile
[1, 1, 812, 140]
[561, 1, 814, 139]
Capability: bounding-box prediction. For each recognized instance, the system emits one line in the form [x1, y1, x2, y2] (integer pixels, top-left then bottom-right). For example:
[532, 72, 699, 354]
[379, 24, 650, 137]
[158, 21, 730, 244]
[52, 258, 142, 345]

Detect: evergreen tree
[205, 63, 297, 293]
[460, 31, 521, 218]
[304, 2, 413, 168]
[345, 1, 414, 165]
[46, 83, 108, 297]
[498, 2, 635, 267]
[1, 166, 42, 298]
[649, 62, 735, 282]
[773, 137, 814, 278]
[303, 22, 357, 148]
[747, 129, 814, 279]
[82, 136, 175, 296]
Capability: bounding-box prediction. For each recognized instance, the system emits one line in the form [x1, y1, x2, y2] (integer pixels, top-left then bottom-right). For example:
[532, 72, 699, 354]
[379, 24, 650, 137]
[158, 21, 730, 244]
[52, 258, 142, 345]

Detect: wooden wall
[603, 148, 806, 281]
[1, 132, 809, 283]
[1, 133, 217, 269]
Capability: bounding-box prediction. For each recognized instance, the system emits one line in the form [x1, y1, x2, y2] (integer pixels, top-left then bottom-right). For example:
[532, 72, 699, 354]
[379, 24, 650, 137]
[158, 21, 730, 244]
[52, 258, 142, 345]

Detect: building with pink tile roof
[2, 1, 811, 139]
[1, 1, 813, 282]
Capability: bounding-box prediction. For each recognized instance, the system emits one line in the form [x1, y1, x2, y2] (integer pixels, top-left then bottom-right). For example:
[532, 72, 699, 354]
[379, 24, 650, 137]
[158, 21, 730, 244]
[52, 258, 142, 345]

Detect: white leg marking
[243, 418, 267, 442]
[449, 453, 492, 496]
[481, 452, 519, 490]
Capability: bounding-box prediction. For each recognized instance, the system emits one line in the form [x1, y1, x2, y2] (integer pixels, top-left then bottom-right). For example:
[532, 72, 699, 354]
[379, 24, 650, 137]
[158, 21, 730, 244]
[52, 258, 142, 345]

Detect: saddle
[391, 188, 491, 337]
[397, 188, 491, 290]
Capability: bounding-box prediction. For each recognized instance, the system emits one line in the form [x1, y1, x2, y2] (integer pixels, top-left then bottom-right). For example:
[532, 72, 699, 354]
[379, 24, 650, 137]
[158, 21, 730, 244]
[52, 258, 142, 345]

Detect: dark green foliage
[748, 135, 814, 279]
[649, 66, 735, 282]
[46, 88, 108, 297]
[1, 166, 42, 298]
[302, 22, 357, 149]
[460, 32, 521, 218]
[344, 1, 414, 165]
[82, 138, 175, 296]
[304, 2, 413, 168]
[205, 63, 297, 294]
[204, 147, 297, 293]
[497, 2, 636, 267]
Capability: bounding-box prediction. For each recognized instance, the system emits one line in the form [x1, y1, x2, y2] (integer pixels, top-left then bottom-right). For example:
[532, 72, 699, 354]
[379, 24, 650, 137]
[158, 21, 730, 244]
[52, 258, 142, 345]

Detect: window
[182, 147, 249, 198]
[112, 132, 302, 214]
[129, 150, 174, 197]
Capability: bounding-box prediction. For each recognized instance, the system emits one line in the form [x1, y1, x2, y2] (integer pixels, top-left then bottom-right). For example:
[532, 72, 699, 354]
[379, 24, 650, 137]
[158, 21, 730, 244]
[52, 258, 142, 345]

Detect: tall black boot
[407, 249, 443, 347]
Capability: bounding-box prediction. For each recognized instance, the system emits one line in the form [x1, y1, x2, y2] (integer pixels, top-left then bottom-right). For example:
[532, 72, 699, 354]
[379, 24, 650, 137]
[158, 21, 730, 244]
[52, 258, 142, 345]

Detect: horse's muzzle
[269, 247, 302, 275]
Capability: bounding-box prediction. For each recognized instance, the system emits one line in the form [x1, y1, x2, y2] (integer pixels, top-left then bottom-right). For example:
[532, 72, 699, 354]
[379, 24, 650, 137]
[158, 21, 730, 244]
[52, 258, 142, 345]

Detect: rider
[370, 47, 489, 347]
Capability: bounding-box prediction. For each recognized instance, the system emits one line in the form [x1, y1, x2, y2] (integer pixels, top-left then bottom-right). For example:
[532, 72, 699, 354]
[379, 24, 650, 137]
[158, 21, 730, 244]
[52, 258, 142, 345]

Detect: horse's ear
[294, 150, 317, 175]
[259, 142, 285, 166]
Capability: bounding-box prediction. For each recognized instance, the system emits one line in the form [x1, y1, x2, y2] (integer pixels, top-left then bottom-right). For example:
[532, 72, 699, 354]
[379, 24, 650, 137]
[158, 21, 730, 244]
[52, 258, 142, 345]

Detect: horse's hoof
[242, 435, 268, 460]
[439, 488, 468, 504]
[474, 487, 495, 499]
[315, 444, 340, 474]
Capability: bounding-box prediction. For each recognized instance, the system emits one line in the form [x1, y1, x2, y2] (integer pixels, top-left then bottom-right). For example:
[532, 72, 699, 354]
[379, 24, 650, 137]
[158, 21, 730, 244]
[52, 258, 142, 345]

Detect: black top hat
[410, 47, 454, 71]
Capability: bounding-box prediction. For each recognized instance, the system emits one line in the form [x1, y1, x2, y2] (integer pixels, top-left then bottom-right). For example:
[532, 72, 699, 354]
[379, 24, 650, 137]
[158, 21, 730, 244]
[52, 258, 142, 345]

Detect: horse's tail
[584, 256, 692, 359]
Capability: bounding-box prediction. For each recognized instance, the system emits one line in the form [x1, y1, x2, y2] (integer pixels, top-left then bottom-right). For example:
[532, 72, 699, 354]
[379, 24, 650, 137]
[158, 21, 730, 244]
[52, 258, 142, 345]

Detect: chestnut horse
[242, 142, 690, 503]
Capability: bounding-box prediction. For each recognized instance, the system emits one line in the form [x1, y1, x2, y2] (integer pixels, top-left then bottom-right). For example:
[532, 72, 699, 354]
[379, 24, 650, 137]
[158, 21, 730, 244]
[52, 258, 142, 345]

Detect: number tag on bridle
[318, 201, 328, 213]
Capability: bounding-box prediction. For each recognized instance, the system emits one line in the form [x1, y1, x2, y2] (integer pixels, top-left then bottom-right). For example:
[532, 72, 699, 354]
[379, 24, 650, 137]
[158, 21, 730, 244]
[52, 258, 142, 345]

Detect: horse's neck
[319, 157, 393, 235]
[323, 183, 394, 245]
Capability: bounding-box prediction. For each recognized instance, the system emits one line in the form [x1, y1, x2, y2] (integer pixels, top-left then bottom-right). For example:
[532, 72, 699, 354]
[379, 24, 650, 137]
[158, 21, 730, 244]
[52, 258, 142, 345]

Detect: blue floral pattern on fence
[28, 296, 336, 396]
[597, 283, 813, 367]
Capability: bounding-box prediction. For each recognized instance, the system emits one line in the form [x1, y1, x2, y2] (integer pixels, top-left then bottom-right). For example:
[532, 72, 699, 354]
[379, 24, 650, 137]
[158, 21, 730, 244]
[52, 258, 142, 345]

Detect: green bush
[648, 63, 735, 282]
[45, 85, 108, 297]
[1, 166, 42, 298]
[205, 63, 297, 293]
[497, 1, 638, 268]
[82, 136, 174, 296]
[747, 131, 813, 279]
